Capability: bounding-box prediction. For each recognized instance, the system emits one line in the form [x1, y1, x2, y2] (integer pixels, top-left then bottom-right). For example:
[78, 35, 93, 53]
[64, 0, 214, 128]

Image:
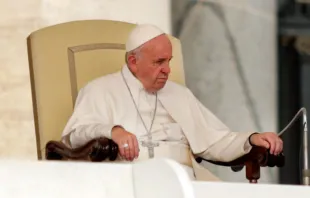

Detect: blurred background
[0, 0, 308, 185]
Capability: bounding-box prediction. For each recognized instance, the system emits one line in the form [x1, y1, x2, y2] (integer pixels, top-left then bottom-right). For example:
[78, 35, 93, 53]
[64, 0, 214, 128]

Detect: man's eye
[156, 60, 164, 64]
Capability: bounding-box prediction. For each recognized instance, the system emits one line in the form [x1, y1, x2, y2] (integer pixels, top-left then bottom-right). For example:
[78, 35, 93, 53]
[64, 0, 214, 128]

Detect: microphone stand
[278, 107, 309, 185]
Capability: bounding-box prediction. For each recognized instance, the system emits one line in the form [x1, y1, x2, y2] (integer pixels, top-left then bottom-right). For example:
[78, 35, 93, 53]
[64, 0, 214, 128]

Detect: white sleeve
[61, 84, 119, 148]
[187, 89, 253, 162]
[198, 131, 253, 162]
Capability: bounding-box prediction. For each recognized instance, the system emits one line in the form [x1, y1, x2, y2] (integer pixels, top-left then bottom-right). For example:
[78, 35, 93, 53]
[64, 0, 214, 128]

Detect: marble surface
[40, 0, 171, 33]
[0, 0, 171, 159]
[0, 0, 40, 159]
[176, 0, 278, 183]
[0, 159, 194, 198]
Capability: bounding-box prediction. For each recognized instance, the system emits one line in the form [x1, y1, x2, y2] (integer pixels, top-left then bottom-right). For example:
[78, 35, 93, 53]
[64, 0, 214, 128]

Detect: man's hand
[111, 126, 139, 161]
[249, 132, 283, 155]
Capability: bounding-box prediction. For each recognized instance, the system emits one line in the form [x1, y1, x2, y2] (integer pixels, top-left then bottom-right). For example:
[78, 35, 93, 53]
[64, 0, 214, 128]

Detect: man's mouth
[157, 78, 167, 82]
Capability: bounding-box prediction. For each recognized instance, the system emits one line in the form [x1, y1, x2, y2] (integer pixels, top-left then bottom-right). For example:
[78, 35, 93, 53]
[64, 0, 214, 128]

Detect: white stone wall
[176, 0, 278, 183]
[0, 0, 171, 159]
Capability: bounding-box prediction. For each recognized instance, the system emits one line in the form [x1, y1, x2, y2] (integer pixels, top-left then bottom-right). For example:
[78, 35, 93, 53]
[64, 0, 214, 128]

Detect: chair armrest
[195, 146, 285, 183]
[195, 146, 285, 167]
[45, 139, 285, 183]
[45, 138, 118, 161]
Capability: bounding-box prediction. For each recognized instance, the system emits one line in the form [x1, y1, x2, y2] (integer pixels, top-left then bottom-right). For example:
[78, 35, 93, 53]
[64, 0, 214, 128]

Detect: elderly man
[62, 24, 283, 181]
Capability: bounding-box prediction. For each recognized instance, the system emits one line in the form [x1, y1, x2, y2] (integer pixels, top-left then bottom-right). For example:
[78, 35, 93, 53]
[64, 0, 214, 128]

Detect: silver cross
[141, 141, 159, 158]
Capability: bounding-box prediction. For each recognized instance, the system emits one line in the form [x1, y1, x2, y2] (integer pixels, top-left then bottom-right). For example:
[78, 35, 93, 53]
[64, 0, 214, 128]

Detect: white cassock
[61, 65, 253, 181]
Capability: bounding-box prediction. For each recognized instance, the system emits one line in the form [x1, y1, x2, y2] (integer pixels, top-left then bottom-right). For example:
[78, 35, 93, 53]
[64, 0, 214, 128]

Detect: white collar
[121, 64, 144, 92]
[121, 65, 161, 96]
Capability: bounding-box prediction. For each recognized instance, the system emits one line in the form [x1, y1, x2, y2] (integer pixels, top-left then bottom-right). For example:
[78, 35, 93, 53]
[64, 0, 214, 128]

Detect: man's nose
[161, 66, 170, 74]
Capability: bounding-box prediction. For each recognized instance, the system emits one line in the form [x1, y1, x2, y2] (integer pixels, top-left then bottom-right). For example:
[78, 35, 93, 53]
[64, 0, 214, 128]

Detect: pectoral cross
[141, 141, 159, 158]
[121, 70, 159, 158]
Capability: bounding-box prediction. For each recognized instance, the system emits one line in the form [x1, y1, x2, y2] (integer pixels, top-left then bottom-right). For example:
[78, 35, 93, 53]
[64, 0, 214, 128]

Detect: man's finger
[131, 135, 139, 159]
[266, 137, 276, 154]
[259, 138, 270, 149]
[275, 139, 283, 155]
[127, 136, 135, 161]
[124, 142, 131, 161]
[125, 151, 131, 161]
[118, 141, 126, 158]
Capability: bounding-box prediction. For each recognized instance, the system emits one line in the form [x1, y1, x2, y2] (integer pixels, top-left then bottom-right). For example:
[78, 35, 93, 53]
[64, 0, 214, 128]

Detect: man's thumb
[262, 140, 270, 149]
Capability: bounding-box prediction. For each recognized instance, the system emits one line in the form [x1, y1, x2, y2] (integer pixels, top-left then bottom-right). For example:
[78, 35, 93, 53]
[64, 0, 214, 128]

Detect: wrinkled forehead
[142, 35, 172, 56]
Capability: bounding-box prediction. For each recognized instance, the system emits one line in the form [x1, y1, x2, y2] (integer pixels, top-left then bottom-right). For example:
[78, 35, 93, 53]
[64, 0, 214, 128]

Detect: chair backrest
[27, 20, 185, 159]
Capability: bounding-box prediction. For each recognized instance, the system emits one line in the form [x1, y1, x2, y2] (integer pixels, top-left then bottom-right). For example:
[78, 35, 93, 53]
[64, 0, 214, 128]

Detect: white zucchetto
[126, 24, 164, 52]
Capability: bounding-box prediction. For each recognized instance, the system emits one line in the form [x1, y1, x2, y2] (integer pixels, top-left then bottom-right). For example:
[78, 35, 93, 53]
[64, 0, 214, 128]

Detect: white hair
[125, 44, 144, 64]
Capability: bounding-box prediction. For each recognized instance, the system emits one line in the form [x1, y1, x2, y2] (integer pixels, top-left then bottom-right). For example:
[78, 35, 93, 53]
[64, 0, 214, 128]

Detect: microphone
[278, 107, 309, 185]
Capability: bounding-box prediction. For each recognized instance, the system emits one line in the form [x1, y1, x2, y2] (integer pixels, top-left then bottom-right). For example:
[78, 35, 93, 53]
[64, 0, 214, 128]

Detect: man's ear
[127, 54, 137, 65]
[127, 54, 138, 73]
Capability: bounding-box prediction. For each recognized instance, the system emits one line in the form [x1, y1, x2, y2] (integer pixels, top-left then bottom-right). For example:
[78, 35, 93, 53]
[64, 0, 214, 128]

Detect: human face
[128, 34, 173, 93]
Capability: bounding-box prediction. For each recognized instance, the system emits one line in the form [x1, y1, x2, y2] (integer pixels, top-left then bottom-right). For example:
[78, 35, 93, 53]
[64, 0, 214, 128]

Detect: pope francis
[61, 24, 283, 181]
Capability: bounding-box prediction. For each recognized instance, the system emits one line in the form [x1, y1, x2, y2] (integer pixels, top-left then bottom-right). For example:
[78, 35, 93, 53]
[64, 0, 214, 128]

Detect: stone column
[177, 0, 277, 183]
